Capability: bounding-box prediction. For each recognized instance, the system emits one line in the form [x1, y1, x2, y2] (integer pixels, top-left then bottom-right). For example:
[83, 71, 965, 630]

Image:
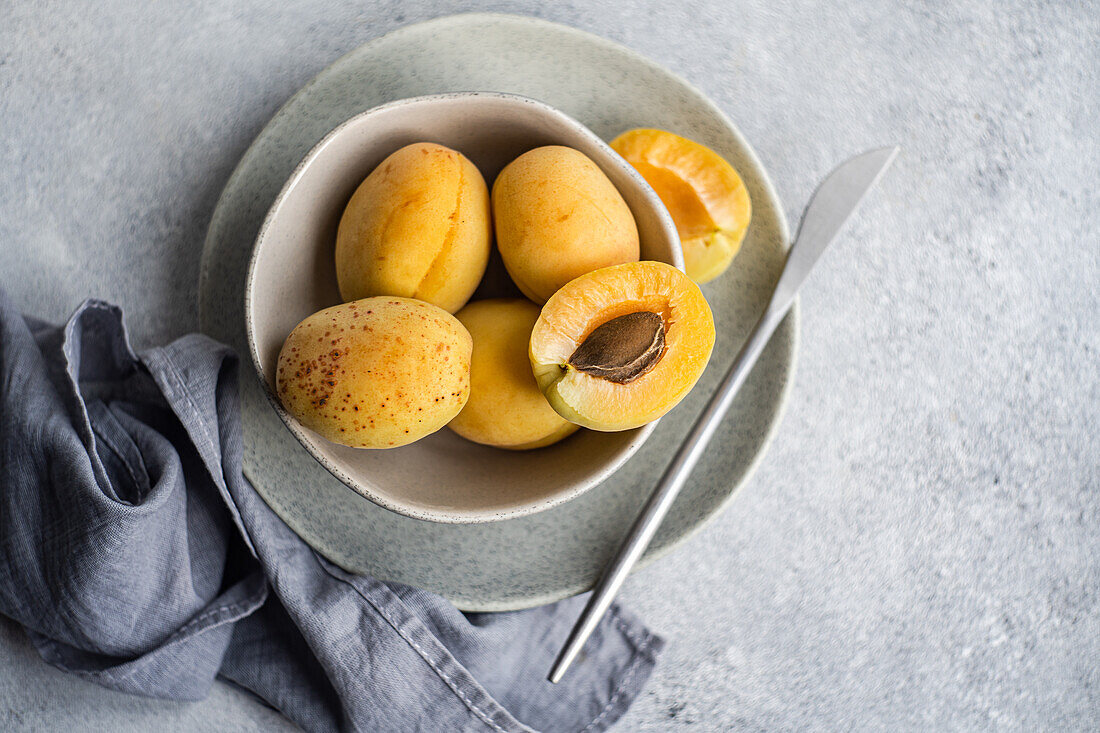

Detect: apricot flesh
[448, 299, 578, 450]
[276, 297, 471, 449]
[492, 145, 640, 303]
[610, 129, 751, 283]
[335, 143, 491, 313]
[530, 261, 715, 431]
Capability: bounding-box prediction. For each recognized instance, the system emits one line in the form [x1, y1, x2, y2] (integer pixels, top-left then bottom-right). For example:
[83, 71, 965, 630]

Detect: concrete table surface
[1, 1, 1097, 730]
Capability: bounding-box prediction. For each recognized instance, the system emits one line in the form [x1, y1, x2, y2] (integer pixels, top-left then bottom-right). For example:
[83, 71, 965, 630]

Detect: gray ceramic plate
[199, 12, 796, 611]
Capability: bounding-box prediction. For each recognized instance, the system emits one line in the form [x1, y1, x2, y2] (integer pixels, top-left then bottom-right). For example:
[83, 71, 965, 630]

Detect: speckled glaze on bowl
[199, 13, 797, 611]
[244, 92, 682, 524]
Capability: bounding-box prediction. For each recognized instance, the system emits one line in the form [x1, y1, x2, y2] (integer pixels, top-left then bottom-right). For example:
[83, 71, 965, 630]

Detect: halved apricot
[530, 261, 715, 431]
[610, 129, 751, 283]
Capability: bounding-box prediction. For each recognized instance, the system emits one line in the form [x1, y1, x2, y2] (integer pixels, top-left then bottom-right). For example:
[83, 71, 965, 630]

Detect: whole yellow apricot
[276, 297, 471, 449]
[448, 299, 578, 450]
[335, 143, 491, 313]
[492, 146, 640, 304]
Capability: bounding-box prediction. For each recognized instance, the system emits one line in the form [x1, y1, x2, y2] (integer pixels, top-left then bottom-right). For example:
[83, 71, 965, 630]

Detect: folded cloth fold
[0, 290, 662, 732]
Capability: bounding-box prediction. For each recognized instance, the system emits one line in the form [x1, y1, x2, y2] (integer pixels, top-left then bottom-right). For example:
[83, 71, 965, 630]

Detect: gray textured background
[1, 1, 1097, 730]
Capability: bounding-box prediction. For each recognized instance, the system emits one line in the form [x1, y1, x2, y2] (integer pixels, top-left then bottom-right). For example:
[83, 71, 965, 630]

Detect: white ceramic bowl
[245, 92, 682, 523]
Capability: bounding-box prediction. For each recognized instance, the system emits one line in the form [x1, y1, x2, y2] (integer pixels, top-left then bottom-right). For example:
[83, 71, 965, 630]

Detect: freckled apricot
[276, 297, 471, 448]
[530, 261, 715, 431]
[448, 299, 578, 450]
[610, 129, 751, 283]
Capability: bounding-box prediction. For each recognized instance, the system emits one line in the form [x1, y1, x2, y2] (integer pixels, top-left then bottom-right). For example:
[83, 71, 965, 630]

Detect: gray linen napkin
[0, 289, 662, 732]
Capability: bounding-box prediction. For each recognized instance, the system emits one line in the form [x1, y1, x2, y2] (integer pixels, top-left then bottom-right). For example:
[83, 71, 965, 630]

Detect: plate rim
[199, 11, 799, 611]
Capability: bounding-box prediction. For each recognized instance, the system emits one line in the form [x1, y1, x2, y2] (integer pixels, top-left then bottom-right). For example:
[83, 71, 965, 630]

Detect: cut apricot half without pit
[529, 261, 715, 432]
[610, 128, 752, 284]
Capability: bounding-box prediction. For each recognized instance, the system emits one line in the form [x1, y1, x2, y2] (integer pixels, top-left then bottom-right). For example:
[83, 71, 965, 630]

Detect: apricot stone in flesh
[568, 311, 665, 384]
[492, 146, 640, 304]
[448, 299, 578, 450]
[610, 129, 751, 284]
[276, 297, 472, 449]
[335, 143, 491, 313]
[530, 261, 715, 432]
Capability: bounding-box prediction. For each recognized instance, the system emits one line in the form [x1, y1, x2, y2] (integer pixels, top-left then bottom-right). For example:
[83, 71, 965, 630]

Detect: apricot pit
[568, 311, 665, 384]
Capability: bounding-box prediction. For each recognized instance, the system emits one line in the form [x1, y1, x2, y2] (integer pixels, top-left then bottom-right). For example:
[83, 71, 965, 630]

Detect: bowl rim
[243, 90, 685, 524]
